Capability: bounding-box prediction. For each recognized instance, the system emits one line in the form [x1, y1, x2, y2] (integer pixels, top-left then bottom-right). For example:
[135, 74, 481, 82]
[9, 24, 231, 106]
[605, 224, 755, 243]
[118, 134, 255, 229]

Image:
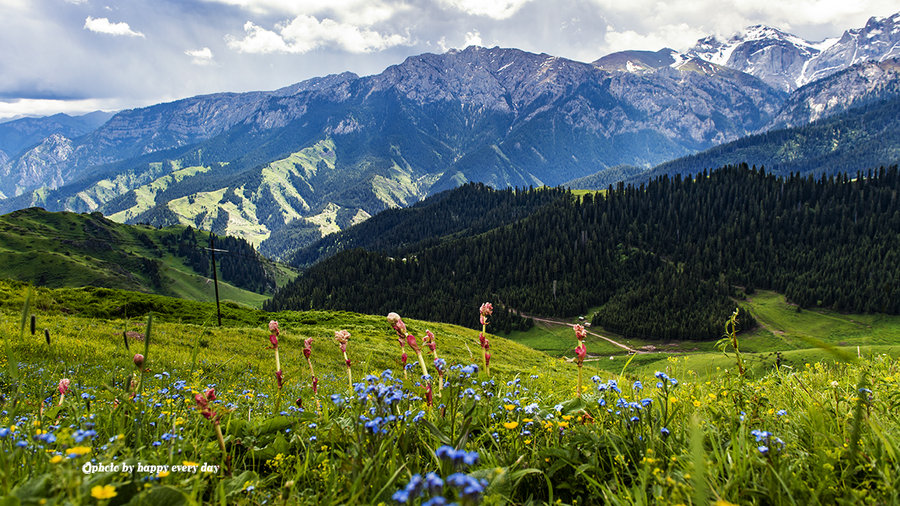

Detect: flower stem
[343, 351, 353, 390]
[577, 365, 583, 398]
[416, 350, 429, 378]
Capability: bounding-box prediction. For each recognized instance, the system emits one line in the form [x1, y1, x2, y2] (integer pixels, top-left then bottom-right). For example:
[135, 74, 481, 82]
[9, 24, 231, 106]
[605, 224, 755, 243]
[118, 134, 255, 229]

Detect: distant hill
[267, 166, 900, 340]
[0, 208, 295, 307]
[287, 183, 568, 268]
[562, 165, 645, 190]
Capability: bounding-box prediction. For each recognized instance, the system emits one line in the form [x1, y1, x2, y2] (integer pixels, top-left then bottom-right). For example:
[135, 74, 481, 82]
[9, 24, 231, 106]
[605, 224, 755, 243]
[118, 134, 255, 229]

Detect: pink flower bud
[303, 337, 314, 359]
[269, 334, 278, 348]
[425, 383, 433, 407]
[194, 392, 209, 409]
[575, 344, 587, 365]
[406, 333, 421, 353]
[268, 320, 279, 333]
[485, 352, 491, 366]
[58, 378, 70, 396]
[204, 388, 216, 401]
[275, 370, 284, 388]
[387, 312, 407, 335]
[401, 352, 408, 364]
[312, 376, 318, 394]
[133, 354, 145, 369]
[345, 358, 352, 368]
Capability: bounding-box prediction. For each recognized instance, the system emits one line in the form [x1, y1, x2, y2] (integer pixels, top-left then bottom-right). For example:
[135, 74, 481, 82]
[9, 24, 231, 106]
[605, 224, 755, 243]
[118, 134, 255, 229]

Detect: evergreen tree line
[160, 227, 276, 294]
[266, 165, 900, 339]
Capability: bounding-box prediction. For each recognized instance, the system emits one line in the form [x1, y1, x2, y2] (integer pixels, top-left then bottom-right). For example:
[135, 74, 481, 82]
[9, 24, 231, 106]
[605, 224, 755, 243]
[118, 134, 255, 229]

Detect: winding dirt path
[524, 314, 645, 354]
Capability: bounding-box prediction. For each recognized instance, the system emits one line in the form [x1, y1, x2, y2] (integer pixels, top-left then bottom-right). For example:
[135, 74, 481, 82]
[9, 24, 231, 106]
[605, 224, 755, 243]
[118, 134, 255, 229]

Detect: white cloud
[0, 98, 124, 121]
[439, 0, 533, 19]
[199, 0, 402, 24]
[463, 30, 483, 47]
[185, 47, 215, 65]
[604, 23, 705, 53]
[226, 15, 410, 54]
[83, 16, 145, 37]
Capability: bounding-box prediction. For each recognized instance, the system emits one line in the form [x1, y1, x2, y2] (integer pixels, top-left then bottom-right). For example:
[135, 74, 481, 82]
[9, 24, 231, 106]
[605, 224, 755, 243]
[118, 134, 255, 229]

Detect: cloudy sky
[0, 0, 897, 120]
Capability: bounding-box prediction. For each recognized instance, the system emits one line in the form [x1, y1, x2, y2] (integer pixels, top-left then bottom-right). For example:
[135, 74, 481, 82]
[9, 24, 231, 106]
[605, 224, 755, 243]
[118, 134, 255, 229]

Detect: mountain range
[0, 12, 898, 259]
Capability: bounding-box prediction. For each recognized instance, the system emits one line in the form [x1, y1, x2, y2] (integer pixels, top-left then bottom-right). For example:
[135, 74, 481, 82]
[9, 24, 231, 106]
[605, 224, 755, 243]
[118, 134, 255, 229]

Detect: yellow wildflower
[65, 446, 92, 457]
[91, 485, 117, 500]
[503, 421, 519, 430]
[50, 455, 63, 464]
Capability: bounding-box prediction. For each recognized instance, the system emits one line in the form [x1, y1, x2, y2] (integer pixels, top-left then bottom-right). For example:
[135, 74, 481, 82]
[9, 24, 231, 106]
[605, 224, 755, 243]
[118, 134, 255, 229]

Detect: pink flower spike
[573, 324, 586, 341]
[303, 337, 313, 359]
[387, 312, 407, 335]
[401, 352, 408, 364]
[194, 393, 209, 409]
[133, 353, 145, 369]
[58, 378, 70, 396]
[334, 330, 351, 345]
[424, 330, 436, 352]
[312, 376, 318, 394]
[269, 334, 279, 348]
[205, 388, 216, 401]
[268, 320, 279, 333]
[485, 353, 491, 366]
[480, 302, 493, 317]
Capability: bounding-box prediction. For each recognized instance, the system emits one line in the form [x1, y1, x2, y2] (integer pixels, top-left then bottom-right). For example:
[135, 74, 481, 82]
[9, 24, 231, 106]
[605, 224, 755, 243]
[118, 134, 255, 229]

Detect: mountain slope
[765, 58, 900, 130]
[287, 183, 568, 268]
[639, 96, 900, 180]
[0, 208, 294, 306]
[0, 46, 786, 258]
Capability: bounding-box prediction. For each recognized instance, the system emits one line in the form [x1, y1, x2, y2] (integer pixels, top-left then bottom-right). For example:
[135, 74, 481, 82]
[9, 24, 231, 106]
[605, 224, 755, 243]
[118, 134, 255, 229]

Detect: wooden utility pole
[207, 234, 228, 327]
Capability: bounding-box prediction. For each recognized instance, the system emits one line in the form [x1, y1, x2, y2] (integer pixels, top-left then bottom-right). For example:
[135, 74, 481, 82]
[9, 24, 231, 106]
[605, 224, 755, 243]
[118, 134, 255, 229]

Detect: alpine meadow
[2, 4, 900, 506]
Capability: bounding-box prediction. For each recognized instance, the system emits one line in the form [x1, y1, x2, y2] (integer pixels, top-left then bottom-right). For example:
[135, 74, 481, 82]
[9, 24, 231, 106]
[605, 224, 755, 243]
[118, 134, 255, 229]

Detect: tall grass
[0, 291, 898, 504]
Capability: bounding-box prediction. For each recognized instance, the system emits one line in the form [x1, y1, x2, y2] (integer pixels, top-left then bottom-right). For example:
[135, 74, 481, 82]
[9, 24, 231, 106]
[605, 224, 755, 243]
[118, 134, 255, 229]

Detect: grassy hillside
[1, 282, 899, 504]
[0, 208, 296, 308]
[0, 280, 568, 391]
[506, 290, 900, 377]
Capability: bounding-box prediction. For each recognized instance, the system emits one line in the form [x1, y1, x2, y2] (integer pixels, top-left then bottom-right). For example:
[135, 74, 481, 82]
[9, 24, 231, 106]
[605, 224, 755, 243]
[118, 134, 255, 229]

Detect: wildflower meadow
[0, 285, 899, 505]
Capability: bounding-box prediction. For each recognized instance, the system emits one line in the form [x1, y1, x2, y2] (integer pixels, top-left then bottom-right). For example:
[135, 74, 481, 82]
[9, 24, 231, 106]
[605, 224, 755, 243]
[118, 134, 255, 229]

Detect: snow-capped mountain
[684, 12, 900, 91]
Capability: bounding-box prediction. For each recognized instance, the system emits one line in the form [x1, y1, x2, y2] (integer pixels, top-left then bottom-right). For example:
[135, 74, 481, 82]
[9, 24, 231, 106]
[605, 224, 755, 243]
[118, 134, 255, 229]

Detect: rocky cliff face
[767, 59, 900, 130]
[0, 134, 74, 197]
